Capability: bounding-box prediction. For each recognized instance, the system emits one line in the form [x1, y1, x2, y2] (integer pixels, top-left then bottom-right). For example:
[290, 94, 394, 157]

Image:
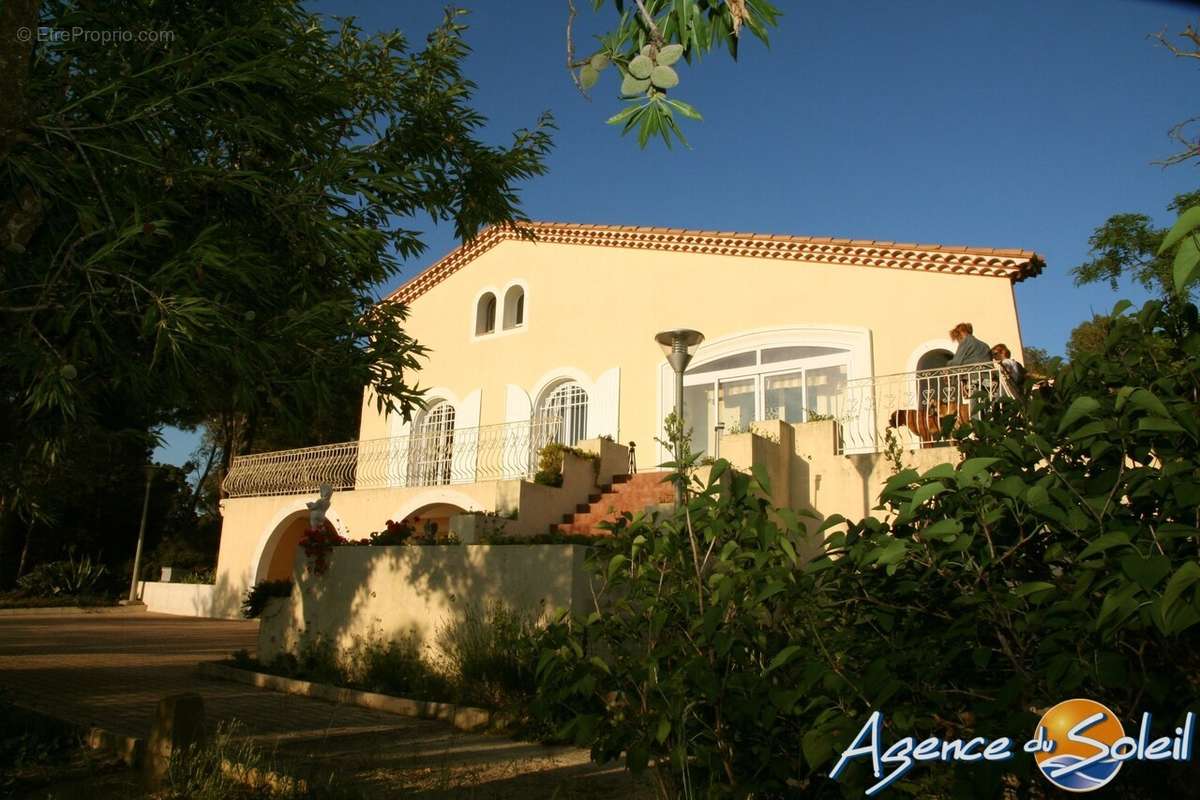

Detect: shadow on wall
[261, 544, 590, 664]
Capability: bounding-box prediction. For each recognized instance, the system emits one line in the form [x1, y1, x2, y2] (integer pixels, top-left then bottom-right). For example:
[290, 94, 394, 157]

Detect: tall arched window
[502, 285, 525, 329]
[475, 293, 497, 335]
[539, 382, 589, 446]
[411, 401, 455, 485]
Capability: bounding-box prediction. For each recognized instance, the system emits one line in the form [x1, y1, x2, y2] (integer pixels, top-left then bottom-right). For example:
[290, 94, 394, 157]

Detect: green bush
[16, 550, 109, 597]
[436, 603, 543, 709]
[533, 441, 599, 487]
[535, 297, 1200, 798]
[348, 633, 453, 701]
[240, 579, 293, 619]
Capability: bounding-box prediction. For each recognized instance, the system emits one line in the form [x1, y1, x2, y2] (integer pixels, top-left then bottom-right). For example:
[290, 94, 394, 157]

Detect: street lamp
[655, 328, 705, 507]
[125, 464, 159, 604]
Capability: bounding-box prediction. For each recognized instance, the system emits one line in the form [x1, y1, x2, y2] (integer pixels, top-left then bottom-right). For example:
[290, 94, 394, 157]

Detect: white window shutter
[586, 368, 620, 439]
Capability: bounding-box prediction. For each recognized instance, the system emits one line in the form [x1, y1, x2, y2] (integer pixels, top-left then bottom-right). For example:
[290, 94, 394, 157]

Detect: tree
[0, 1, 552, 579]
[1071, 190, 1200, 297]
[1021, 346, 1062, 380]
[1065, 313, 1112, 361]
[570, 0, 782, 147]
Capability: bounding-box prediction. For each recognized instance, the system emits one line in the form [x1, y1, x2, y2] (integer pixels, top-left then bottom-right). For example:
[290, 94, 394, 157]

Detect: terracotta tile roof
[387, 221, 1045, 304]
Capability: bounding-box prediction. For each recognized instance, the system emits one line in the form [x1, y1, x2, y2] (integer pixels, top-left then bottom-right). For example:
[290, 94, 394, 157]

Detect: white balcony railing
[832, 363, 1006, 454]
[222, 417, 562, 498]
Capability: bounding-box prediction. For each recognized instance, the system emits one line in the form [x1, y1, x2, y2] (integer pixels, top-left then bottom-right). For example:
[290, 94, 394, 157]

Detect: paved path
[0, 612, 648, 798]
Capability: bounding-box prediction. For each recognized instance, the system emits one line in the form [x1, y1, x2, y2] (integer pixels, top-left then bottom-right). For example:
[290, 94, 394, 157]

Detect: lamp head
[655, 328, 705, 374]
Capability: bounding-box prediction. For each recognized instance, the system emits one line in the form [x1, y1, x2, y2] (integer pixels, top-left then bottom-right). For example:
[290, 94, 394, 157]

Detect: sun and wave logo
[1034, 699, 1124, 792]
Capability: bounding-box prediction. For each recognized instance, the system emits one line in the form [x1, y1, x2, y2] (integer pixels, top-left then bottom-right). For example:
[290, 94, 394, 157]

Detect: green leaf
[1025, 484, 1050, 508]
[1077, 531, 1131, 561]
[1137, 417, 1186, 434]
[655, 716, 671, 743]
[1158, 205, 1200, 253]
[766, 644, 803, 673]
[1127, 388, 1171, 419]
[910, 480, 947, 508]
[1013, 581, 1055, 598]
[664, 98, 703, 120]
[958, 457, 1000, 484]
[1173, 235, 1200, 294]
[607, 554, 629, 579]
[802, 729, 835, 768]
[1162, 562, 1200, 614]
[920, 518, 962, 542]
[1057, 396, 1101, 434]
[1120, 554, 1171, 591]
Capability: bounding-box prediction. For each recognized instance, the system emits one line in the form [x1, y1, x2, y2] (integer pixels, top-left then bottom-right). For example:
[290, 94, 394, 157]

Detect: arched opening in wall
[502, 285, 525, 329]
[915, 348, 954, 413]
[917, 349, 953, 371]
[409, 401, 455, 485]
[400, 502, 468, 541]
[475, 293, 497, 335]
[538, 381, 589, 446]
[259, 512, 309, 583]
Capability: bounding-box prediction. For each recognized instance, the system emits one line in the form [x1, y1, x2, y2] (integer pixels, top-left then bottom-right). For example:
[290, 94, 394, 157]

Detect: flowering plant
[298, 521, 346, 574]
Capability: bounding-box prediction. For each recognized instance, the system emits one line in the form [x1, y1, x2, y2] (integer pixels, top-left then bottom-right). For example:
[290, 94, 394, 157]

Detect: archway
[251, 502, 347, 584]
[262, 512, 308, 581]
[399, 502, 469, 540]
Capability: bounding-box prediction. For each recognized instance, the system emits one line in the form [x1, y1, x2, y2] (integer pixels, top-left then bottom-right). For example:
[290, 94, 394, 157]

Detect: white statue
[307, 484, 333, 529]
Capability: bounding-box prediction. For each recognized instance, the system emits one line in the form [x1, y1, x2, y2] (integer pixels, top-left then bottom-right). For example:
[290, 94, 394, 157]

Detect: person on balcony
[946, 322, 992, 366]
[991, 343, 1026, 397]
[943, 322, 992, 420]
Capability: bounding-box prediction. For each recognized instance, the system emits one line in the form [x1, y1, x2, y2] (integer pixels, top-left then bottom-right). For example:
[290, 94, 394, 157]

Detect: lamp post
[125, 465, 158, 604]
[655, 328, 705, 507]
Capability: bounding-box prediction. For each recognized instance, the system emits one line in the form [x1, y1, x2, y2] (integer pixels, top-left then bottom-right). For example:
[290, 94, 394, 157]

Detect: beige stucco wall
[214, 448, 620, 616]
[363, 238, 1025, 468]
[257, 544, 592, 663]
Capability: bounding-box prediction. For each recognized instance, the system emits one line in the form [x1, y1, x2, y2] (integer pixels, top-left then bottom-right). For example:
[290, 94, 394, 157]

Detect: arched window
[411, 401, 455, 485]
[475, 293, 497, 335]
[502, 285, 525, 329]
[915, 348, 954, 412]
[539, 382, 589, 446]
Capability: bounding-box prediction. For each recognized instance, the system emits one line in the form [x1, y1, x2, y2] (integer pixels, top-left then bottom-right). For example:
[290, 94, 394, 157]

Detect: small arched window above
[502, 285, 525, 330]
[475, 293, 497, 336]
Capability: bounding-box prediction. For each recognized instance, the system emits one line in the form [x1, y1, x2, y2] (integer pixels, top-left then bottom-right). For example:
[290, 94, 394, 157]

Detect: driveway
[0, 611, 647, 798]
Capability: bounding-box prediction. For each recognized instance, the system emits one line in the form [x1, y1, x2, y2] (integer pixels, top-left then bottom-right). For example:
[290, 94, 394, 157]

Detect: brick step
[554, 471, 673, 536]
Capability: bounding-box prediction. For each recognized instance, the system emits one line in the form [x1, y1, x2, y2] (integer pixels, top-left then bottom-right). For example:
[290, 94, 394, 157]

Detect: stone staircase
[553, 472, 675, 536]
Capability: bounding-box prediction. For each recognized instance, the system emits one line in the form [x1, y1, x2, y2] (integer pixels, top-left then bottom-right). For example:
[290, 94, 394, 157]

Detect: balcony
[222, 418, 562, 498]
[832, 363, 1006, 453]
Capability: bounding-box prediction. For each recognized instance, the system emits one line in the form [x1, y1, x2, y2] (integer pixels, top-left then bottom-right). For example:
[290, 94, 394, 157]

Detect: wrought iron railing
[832, 363, 1006, 454]
[222, 417, 562, 498]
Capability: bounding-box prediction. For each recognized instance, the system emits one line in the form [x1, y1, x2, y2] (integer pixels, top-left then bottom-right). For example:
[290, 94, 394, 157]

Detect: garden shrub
[535, 297, 1200, 798]
[533, 442, 599, 487]
[240, 579, 293, 619]
[15, 549, 109, 597]
[436, 602, 544, 709]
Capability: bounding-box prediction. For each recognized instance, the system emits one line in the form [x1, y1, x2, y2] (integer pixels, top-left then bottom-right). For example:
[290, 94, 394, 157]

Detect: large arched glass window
[539, 382, 589, 446]
[475, 293, 497, 335]
[411, 401, 455, 485]
[681, 346, 850, 455]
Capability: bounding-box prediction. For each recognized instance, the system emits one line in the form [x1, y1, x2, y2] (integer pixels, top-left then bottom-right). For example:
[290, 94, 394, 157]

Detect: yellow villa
[145, 222, 1043, 617]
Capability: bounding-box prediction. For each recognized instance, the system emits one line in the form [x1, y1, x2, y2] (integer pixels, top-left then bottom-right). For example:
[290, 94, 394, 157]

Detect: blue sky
[155, 0, 1199, 465]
